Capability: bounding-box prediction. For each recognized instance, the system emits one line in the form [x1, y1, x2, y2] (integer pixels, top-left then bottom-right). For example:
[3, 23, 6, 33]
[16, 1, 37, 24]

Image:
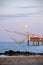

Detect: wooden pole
[38, 41, 39, 46]
[36, 42, 37, 46]
[27, 40, 29, 46]
[33, 41, 34, 46]
[27, 35, 29, 46]
[42, 42, 43, 45]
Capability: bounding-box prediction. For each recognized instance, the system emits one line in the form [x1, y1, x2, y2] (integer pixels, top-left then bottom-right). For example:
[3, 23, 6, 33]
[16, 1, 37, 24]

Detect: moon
[22, 24, 28, 29]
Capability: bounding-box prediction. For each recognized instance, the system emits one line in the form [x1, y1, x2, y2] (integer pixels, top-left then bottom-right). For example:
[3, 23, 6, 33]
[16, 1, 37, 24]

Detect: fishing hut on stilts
[5, 30, 43, 46]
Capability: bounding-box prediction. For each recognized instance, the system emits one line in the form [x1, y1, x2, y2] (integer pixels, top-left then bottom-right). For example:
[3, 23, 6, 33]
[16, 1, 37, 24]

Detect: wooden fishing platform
[5, 30, 43, 46]
[27, 36, 43, 46]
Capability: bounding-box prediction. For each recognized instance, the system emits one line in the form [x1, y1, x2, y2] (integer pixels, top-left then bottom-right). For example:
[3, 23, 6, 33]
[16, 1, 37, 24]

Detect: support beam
[33, 41, 34, 46]
[27, 40, 29, 46]
[36, 42, 37, 46]
[38, 42, 39, 46]
[42, 42, 43, 45]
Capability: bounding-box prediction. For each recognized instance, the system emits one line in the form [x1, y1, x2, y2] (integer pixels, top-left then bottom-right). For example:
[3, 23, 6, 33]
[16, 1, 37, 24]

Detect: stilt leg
[38, 42, 39, 46]
[36, 42, 37, 46]
[42, 42, 43, 45]
[33, 41, 34, 46]
[27, 40, 29, 46]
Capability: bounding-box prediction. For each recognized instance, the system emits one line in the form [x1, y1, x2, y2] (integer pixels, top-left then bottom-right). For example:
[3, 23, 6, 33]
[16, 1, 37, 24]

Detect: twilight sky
[0, 0, 43, 42]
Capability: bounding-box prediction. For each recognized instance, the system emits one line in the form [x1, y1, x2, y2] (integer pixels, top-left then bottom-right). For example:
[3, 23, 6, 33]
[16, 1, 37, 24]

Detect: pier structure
[5, 30, 43, 46]
[27, 35, 43, 46]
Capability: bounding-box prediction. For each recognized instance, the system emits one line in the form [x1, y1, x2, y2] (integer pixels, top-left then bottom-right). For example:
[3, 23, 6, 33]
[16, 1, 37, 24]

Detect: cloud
[0, 11, 43, 19]
[17, 6, 43, 9]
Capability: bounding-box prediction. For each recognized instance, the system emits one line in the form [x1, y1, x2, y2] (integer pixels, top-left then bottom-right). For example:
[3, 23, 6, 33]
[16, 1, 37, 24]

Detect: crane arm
[5, 30, 27, 36]
[5, 30, 39, 37]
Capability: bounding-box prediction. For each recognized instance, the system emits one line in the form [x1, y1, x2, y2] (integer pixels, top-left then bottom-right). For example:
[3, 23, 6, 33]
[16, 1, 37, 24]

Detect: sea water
[0, 42, 43, 53]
